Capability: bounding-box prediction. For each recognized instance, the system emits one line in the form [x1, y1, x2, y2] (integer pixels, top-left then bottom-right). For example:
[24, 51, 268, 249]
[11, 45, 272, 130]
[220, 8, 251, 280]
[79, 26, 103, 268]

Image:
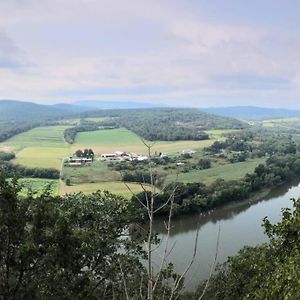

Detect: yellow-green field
[166, 158, 266, 185]
[0, 126, 71, 169]
[18, 178, 59, 196]
[73, 128, 215, 155]
[60, 181, 149, 198]
[205, 129, 241, 137]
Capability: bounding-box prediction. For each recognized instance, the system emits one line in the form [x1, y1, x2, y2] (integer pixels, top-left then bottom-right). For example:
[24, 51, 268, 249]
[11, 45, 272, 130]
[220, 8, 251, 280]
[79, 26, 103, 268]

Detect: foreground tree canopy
[0, 175, 148, 299]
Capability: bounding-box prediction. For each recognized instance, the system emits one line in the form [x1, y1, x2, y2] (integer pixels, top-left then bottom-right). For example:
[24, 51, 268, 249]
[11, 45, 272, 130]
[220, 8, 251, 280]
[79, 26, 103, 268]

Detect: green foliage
[1, 161, 60, 179]
[80, 108, 246, 141]
[0, 152, 15, 161]
[197, 198, 300, 299]
[0, 174, 148, 299]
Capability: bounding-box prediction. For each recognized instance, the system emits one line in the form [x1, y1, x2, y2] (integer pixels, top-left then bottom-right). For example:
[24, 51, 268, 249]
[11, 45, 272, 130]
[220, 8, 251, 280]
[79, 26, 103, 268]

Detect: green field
[73, 128, 215, 155]
[166, 158, 266, 185]
[205, 129, 241, 137]
[18, 178, 59, 196]
[63, 161, 121, 184]
[0, 126, 71, 169]
[84, 117, 110, 122]
[60, 181, 149, 198]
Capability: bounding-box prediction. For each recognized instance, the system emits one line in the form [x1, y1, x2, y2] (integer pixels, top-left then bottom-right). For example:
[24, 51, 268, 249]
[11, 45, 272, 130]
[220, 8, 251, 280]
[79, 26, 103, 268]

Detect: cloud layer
[0, 0, 299, 107]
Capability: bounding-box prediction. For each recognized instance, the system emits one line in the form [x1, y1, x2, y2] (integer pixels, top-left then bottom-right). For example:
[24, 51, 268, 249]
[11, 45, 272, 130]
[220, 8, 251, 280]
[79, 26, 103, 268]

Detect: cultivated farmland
[60, 181, 149, 198]
[0, 126, 71, 169]
[73, 128, 216, 155]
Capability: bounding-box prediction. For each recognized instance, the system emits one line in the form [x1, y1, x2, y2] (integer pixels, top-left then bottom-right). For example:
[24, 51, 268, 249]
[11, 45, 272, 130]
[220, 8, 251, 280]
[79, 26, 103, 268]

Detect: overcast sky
[0, 0, 300, 108]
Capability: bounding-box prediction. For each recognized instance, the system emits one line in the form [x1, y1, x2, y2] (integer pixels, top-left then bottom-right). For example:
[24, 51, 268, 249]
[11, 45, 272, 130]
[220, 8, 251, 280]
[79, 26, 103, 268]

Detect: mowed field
[60, 181, 149, 198]
[63, 161, 121, 184]
[73, 128, 216, 155]
[0, 126, 71, 169]
[166, 158, 266, 185]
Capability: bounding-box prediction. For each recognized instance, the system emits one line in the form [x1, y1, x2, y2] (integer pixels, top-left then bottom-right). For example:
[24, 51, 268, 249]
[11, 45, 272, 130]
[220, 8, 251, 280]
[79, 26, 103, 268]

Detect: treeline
[205, 130, 298, 162]
[64, 120, 119, 144]
[133, 153, 300, 216]
[0, 150, 59, 179]
[117, 108, 244, 141]
[0, 161, 60, 179]
[64, 122, 99, 144]
[81, 108, 247, 141]
[0, 121, 39, 142]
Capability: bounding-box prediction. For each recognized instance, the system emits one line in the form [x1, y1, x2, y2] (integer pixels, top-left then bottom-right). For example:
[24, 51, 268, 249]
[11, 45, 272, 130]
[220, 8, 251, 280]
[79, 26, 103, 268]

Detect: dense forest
[82, 108, 247, 141]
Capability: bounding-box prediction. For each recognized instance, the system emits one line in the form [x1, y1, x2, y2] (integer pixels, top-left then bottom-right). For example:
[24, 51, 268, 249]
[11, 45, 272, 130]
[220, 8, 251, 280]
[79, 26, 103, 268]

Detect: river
[152, 180, 300, 292]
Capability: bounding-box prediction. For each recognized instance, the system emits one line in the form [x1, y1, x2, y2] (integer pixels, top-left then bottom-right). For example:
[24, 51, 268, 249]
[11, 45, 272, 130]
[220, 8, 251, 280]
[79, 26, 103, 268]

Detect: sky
[0, 0, 300, 108]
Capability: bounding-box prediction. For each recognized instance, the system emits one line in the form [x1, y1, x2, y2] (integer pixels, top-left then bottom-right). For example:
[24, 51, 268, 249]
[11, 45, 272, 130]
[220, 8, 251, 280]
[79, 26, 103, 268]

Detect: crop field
[18, 178, 59, 196]
[73, 128, 215, 155]
[63, 161, 121, 184]
[60, 181, 149, 198]
[0, 126, 71, 169]
[166, 158, 266, 185]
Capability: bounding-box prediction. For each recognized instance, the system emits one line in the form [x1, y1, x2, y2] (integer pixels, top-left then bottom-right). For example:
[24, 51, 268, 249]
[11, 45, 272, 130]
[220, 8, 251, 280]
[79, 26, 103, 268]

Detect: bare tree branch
[198, 223, 221, 300]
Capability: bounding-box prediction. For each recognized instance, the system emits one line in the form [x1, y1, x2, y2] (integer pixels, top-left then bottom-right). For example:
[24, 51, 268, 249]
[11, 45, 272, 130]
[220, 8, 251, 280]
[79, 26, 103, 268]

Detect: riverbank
[152, 179, 300, 292]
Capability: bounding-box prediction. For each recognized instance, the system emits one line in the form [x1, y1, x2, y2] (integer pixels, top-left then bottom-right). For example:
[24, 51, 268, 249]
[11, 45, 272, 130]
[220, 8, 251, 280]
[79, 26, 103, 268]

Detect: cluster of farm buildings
[64, 151, 148, 167]
[100, 151, 148, 161]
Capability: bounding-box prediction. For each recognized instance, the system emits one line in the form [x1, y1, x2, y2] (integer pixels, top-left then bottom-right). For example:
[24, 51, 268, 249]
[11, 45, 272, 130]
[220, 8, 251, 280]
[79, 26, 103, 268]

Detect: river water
[152, 180, 300, 292]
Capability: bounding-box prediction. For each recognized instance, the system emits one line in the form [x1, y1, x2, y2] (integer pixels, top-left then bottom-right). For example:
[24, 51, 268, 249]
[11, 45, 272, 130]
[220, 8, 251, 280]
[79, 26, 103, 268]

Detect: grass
[1, 126, 69, 150]
[73, 128, 215, 155]
[15, 147, 70, 169]
[205, 129, 241, 137]
[18, 178, 59, 196]
[60, 181, 149, 198]
[0, 126, 71, 169]
[84, 117, 110, 122]
[62, 161, 121, 184]
[166, 158, 266, 185]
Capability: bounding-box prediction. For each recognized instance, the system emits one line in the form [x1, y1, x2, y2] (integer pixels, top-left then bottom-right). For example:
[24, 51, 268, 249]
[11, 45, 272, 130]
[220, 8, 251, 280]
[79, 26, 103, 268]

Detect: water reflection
[153, 180, 300, 235]
[151, 180, 300, 292]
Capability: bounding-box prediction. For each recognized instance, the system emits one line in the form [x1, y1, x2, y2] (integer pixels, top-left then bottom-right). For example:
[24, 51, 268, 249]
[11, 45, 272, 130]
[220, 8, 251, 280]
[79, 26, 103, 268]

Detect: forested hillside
[82, 108, 247, 141]
[202, 106, 300, 120]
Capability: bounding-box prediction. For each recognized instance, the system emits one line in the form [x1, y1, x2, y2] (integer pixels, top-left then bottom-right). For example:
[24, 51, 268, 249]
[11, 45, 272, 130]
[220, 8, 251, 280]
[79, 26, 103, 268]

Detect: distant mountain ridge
[201, 106, 300, 120]
[0, 99, 165, 122]
[73, 100, 164, 109]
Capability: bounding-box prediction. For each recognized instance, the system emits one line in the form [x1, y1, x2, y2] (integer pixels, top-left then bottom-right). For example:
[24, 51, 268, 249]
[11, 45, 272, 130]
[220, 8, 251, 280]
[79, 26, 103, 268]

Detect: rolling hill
[73, 100, 164, 109]
[201, 106, 300, 120]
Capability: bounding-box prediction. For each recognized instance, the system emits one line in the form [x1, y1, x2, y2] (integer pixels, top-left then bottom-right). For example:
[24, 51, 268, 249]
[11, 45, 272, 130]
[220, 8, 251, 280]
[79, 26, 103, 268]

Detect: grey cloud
[0, 30, 27, 68]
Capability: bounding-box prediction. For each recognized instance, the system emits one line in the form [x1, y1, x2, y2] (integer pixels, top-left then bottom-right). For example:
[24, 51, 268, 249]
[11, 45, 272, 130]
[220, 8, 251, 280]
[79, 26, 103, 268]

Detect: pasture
[73, 128, 215, 155]
[63, 161, 121, 184]
[0, 126, 71, 169]
[60, 181, 148, 198]
[166, 158, 266, 185]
